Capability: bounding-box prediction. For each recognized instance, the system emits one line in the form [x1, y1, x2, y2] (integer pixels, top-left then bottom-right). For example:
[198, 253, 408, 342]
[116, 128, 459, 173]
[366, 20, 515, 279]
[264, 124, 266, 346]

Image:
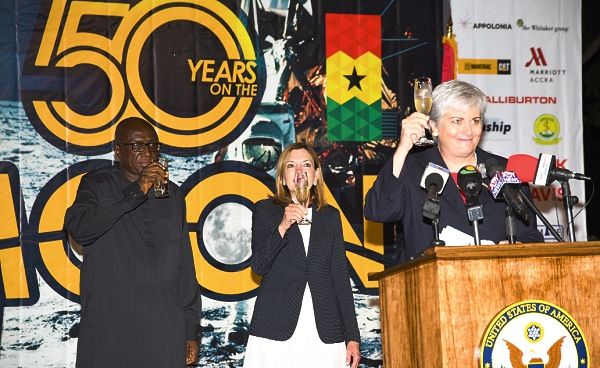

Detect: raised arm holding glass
[364, 80, 543, 263]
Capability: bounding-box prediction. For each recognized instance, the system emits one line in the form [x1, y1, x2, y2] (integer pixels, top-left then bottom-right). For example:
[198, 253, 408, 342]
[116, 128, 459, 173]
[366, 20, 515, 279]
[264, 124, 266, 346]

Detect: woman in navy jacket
[364, 80, 543, 263]
[244, 142, 361, 368]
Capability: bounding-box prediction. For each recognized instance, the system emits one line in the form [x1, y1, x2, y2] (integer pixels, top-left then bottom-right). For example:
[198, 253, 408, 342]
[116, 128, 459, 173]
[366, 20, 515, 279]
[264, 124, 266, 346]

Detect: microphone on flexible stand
[457, 165, 484, 245]
[420, 162, 450, 246]
[504, 205, 518, 244]
[485, 158, 529, 224]
[485, 158, 530, 243]
[506, 153, 582, 241]
[478, 164, 517, 243]
[506, 153, 591, 185]
[489, 171, 529, 244]
[487, 157, 565, 242]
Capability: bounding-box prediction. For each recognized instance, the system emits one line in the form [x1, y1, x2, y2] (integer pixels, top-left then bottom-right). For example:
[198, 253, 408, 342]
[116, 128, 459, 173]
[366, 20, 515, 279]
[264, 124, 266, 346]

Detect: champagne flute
[413, 77, 435, 146]
[294, 172, 311, 225]
[154, 157, 170, 198]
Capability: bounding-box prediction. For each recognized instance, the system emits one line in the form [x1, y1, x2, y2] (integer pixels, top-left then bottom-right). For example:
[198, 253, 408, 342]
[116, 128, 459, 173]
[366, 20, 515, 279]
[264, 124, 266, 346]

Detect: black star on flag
[344, 66, 366, 91]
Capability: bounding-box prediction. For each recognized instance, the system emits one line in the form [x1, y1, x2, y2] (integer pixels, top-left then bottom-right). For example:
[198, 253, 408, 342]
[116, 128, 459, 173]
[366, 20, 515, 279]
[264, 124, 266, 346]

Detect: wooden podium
[368, 241, 600, 367]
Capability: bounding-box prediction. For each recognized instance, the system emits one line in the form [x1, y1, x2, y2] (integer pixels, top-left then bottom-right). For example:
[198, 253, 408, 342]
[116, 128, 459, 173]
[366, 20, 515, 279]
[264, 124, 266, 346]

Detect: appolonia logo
[21, 0, 264, 155]
[480, 300, 589, 368]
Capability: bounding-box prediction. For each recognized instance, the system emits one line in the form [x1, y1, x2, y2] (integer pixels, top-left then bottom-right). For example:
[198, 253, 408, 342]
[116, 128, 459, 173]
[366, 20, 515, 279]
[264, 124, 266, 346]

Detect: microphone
[425, 173, 444, 197]
[457, 165, 483, 245]
[457, 165, 483, 216]
[420, 163, 449, 246]
[420, 162, 450, 220]
[420, 162, 450, 194]
[507, 153, 586, 242]
[506, 153, 591, 185]
[484, 158, 529, 223]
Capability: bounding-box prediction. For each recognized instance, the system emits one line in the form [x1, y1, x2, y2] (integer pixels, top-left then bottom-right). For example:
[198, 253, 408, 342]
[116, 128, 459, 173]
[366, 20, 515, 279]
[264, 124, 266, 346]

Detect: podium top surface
[368, 241, 600, 281]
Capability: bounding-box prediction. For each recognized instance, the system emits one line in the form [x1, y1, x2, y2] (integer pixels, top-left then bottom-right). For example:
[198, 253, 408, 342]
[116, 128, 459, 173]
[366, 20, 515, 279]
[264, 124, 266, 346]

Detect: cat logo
[479, 300, 588, 368]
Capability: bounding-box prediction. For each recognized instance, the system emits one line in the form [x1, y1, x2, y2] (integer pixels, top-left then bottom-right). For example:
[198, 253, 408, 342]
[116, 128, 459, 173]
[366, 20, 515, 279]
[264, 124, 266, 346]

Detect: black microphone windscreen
[457, 165, 482, 195]
[425, 172, 444, 189]
[484, 157, 505, 178]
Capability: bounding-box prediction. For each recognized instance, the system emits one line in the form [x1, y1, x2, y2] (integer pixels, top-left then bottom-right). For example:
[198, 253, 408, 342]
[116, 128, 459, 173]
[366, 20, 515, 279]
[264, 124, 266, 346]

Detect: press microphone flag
[506, 153, 591, 185]
[489, 171, 521, 199]
[420, 162, 450, 194]
[484, 158, 529, 223]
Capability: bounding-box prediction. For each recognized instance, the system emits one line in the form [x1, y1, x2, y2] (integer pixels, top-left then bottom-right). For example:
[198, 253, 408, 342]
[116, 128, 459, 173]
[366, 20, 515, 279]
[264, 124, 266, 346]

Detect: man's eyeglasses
[119, 142, 160, 152]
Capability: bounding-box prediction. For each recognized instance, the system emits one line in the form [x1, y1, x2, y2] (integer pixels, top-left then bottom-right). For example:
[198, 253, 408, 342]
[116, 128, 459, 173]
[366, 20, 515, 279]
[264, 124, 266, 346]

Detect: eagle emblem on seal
[503, 336, 565, 368]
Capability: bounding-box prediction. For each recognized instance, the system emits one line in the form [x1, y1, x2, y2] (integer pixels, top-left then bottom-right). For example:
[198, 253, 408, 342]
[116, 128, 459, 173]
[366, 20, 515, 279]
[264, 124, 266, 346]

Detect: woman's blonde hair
[271, 142, 327, 210]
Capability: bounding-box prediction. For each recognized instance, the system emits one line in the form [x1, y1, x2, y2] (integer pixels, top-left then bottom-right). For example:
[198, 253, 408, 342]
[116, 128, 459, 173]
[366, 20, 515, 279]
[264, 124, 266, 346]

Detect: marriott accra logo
[480, 300, 588, 368]
[525, 47, 566, 83]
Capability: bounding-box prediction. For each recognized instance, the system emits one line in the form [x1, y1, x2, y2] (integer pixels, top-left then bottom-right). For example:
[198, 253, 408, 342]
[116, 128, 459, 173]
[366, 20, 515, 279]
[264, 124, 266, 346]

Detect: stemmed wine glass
[413, 77, 435, 146]
[294, 171, 311, 225]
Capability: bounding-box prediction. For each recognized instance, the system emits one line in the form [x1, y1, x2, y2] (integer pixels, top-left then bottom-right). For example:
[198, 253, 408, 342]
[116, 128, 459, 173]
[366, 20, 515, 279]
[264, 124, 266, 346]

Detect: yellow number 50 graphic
[21, 0, 262, 155]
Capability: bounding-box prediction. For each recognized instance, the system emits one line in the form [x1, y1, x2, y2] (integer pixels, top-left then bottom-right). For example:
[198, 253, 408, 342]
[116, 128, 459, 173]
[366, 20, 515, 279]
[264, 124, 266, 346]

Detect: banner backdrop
[0, 0, 444, 366]
[451, 0, 587, 241]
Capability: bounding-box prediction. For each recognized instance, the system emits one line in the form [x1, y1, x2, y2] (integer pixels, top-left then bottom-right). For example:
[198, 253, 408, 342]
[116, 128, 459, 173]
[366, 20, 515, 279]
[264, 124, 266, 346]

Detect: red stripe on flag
[325, 13, 381, 59]
[441, 35, 457, 82]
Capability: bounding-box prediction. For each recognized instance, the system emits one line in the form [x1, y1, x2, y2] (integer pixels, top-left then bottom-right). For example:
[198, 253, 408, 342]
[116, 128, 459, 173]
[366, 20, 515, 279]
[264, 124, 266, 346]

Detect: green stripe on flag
[327, 98, 382, 141]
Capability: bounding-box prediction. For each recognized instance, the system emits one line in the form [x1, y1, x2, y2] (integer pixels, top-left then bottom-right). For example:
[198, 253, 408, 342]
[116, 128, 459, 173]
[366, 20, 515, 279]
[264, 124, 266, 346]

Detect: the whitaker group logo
[533, 113, 561, 145]
[480, 300, 589, 368]
[21, 0, 264, 155]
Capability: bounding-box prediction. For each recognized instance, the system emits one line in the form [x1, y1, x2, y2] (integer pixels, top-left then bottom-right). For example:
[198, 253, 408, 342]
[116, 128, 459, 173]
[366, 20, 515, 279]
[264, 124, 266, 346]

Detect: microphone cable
[545, 180, 595, 239]
[566, 179, 595, 224]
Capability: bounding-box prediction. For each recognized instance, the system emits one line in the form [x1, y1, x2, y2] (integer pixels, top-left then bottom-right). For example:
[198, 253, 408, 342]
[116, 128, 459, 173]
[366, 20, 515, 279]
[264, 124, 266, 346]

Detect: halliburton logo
[525, 47, 547, 67]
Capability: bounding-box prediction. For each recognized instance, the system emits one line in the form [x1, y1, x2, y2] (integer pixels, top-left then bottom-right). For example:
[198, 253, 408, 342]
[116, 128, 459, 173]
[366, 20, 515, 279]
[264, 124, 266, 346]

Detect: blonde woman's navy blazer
[249, 199, 360, 344]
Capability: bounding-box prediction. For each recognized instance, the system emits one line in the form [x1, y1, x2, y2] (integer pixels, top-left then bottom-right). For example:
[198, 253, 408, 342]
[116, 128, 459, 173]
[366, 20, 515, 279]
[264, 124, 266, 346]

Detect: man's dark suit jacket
[364, 146, 544, 263]
[249, 198, 360, 344]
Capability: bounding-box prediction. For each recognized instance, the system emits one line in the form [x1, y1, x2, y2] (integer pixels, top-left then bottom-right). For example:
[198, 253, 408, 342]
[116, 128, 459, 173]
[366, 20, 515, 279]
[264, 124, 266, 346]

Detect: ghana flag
[326, 13, 381, 141]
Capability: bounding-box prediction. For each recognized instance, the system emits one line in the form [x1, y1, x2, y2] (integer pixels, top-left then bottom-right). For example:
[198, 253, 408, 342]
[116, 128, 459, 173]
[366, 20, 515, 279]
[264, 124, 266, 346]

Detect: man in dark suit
[65, 117, 201, 367]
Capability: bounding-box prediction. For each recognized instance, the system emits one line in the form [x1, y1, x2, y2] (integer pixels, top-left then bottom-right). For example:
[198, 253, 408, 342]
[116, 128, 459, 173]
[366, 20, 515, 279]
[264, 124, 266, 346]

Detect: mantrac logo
[525, 47, 566, 83]
[480, 300, 589, 368]
[458, 59, 511, 75]
[21, 0, 264, 155]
